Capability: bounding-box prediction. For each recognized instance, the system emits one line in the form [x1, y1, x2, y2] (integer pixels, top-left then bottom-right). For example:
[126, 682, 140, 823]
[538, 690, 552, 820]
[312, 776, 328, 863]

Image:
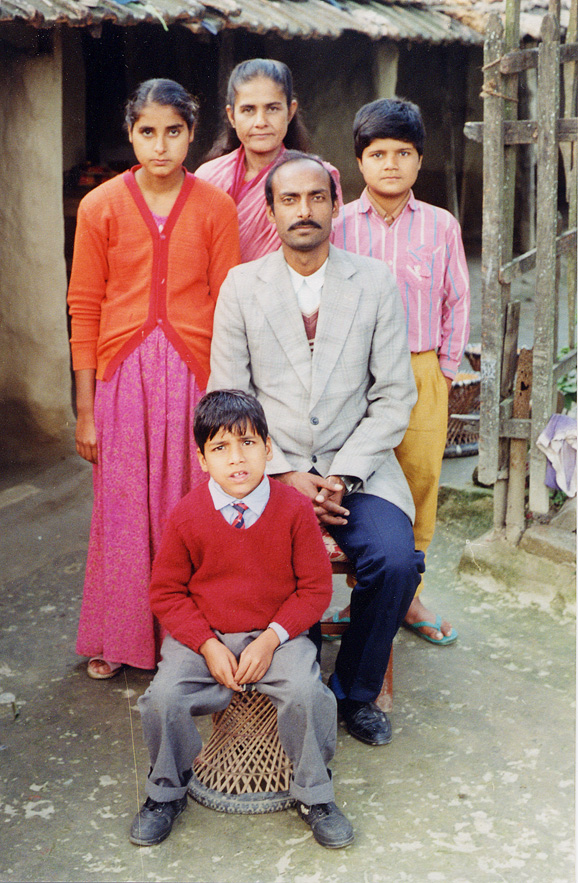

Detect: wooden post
[529, 13, 561, 514]
[505, 349, 533, 543]
[562, 0, 577, 350]
[479, 14, 505, 494]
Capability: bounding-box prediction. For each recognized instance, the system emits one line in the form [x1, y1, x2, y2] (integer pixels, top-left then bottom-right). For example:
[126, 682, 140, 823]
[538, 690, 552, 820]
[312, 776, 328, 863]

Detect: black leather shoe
[129, 795, 188, 846]
[342, 701, 392, 746]
[297, 801, 354, 848]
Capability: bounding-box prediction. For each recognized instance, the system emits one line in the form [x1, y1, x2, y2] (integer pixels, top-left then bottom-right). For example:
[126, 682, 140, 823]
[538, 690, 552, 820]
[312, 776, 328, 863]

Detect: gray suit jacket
[208, 244, 417, 521]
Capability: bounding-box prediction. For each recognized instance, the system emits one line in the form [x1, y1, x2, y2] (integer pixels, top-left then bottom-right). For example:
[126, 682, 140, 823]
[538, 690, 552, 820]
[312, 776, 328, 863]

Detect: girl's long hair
[125, 79, 199, 133]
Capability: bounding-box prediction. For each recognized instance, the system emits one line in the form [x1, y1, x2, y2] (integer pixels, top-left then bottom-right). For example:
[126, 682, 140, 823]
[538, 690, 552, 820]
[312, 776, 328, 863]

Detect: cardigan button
[311, 455, 317, 463]
[310, 416, 319, 426]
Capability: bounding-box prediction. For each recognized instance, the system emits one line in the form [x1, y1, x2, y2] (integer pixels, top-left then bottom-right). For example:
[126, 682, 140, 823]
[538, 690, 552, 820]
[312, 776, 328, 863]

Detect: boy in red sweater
[130, 390, 354, 849]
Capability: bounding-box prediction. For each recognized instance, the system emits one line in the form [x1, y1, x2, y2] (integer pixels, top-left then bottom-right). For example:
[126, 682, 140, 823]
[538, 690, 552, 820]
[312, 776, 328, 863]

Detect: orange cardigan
[67, 168, 241, 389]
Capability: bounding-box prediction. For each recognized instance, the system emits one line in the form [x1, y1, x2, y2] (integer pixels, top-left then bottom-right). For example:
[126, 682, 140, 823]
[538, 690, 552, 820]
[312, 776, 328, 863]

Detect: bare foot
[403, 596, 454, 642]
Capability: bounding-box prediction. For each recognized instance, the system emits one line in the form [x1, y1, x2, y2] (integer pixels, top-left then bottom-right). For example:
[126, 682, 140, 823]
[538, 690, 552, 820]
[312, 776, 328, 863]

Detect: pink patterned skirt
[76, 328, 205, 669]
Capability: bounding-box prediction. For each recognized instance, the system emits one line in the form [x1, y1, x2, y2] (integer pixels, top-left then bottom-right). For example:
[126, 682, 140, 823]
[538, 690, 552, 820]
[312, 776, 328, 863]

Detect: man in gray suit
[208, 151, 424, 746]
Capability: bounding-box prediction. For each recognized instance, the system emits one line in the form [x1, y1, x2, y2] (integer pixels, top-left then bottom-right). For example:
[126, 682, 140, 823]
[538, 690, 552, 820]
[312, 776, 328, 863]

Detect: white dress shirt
[286, 258, 328, 317]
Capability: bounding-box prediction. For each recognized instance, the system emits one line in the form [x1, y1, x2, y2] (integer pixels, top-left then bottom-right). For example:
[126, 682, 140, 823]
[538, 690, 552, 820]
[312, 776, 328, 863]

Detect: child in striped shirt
[333, 98, 470, 646]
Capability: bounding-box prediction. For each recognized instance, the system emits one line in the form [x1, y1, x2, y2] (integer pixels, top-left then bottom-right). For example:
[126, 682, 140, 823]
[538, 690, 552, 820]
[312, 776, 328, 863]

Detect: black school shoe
[297, 801, 354, 848]
[340, 700, 392, 746]
[129, 794, 188, 846]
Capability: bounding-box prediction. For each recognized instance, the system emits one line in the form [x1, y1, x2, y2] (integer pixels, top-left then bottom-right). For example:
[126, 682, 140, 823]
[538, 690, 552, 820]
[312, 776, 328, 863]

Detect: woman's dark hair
[125, 79, 199, 133]
[202, 58, 310, 161]
[264, 151, 338, 208]
[193, 390, 269, 453]
[353, 98, 425, 158]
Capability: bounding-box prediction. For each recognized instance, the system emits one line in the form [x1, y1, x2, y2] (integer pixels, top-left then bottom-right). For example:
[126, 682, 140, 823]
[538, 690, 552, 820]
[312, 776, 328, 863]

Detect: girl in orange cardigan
[68, 79, 240, 679]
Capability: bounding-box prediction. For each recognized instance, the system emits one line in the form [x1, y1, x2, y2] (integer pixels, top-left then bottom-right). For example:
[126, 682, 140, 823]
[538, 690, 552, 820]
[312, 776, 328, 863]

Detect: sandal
[87, 657, 124, 680]
[321, 610, 351, 641]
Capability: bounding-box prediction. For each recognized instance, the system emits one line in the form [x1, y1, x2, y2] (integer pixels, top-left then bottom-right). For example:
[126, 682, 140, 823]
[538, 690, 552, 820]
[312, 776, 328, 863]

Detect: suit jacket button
[311, 455, 317, 463]
[311, 416, 319, 425]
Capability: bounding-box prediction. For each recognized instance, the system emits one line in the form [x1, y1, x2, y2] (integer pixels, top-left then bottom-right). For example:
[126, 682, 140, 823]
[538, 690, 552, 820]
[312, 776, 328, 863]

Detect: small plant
[556, 347, 577, 412]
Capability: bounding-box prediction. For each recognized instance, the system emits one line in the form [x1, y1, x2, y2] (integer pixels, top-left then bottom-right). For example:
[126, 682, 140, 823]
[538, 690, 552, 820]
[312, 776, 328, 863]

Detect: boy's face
[357, 138, 422, 202]
[197, 426, 273, 499]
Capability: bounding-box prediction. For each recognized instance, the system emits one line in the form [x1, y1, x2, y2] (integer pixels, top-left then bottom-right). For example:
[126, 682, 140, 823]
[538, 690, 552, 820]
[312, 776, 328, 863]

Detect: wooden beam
[497, 42, 578, 73]
[499, 228, 577, 283]
[529, 13, 561, 514]
[506, 348, 533, 542]
[464, 118, 578, 144]
[500, 418, 532, 439]
[478, 13, 506, 488]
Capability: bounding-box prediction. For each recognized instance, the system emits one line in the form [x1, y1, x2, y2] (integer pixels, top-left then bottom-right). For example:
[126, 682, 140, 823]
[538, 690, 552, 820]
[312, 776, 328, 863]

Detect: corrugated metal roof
[0, 0, 569, 41]
[0, 0, 482, 43]
[437, 0, 572, 40]
[193, 0, 483, 42]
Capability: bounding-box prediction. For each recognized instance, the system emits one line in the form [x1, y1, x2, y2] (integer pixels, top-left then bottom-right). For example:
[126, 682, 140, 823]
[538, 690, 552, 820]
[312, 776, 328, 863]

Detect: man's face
[266, 160, 338, 253]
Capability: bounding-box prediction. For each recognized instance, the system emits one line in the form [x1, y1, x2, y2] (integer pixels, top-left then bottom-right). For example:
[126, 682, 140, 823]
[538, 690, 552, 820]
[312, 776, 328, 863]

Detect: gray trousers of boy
[138, 631, 337, 807]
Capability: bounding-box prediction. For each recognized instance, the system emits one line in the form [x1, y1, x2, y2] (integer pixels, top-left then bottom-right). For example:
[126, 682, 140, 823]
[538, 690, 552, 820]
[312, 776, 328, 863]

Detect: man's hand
[199, 637, 242, 692]
[235, 629, 280, 686]
[275, 471, 349, 525]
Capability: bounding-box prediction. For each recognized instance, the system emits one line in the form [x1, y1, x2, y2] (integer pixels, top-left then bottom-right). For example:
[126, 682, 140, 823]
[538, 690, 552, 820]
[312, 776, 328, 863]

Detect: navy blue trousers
[326, 493, 425, 704]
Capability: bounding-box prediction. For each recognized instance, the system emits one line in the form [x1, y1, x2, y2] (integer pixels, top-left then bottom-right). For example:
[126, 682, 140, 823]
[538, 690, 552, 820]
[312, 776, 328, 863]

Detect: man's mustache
[289, 220, 322, 230]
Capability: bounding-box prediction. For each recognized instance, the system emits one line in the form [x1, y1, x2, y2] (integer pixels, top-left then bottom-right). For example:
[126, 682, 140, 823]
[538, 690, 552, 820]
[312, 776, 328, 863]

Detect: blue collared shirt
[207, 476, 289, 644]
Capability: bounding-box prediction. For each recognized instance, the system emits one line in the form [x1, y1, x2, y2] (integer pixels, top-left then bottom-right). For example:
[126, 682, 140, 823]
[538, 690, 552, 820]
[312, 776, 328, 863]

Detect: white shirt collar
[208, 475, 270, 516]
[286, 258, 328, 295]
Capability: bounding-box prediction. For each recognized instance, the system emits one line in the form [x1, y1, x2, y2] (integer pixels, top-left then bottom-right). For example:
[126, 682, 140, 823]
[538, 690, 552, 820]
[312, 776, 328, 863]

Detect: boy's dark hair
[193, 390, 269, 452]
[264, 150, 338, 209]
[353, 98, 425, 158]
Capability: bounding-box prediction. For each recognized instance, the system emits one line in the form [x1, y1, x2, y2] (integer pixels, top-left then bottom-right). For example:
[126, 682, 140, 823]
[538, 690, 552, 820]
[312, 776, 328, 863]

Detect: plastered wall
[0, 28, 73, 462]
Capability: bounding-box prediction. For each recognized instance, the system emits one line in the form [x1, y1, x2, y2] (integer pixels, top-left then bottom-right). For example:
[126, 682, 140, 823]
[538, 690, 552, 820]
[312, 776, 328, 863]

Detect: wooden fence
[464, 4, 577, 542]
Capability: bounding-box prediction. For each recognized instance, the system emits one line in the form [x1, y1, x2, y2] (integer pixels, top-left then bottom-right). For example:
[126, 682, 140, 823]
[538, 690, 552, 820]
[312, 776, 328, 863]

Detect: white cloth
[536, 414, 577, 497]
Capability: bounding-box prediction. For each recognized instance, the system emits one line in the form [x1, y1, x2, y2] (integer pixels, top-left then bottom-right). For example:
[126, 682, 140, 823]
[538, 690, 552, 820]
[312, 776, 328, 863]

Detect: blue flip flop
[403, 614, 458, 646]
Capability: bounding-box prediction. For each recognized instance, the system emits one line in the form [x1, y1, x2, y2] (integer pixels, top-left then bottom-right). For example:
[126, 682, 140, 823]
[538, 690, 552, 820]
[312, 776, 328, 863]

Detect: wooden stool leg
[374, 651, 393, 714]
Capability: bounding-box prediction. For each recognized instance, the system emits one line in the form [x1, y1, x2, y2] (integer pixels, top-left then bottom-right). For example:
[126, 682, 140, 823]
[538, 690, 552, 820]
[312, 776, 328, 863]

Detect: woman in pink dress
[196, 58, 342, 262]
[68, 79, 240, 679]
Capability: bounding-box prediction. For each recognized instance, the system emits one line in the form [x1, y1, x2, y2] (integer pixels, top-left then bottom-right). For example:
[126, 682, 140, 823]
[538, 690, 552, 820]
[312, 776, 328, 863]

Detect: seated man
[130, 390, 353, 849]
[208, 151, 425, 747]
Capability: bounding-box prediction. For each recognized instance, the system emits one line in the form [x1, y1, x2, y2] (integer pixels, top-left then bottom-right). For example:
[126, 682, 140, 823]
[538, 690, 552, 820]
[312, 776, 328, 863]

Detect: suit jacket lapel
[311, 247, 361, 409]
[254, 251, 313, 393]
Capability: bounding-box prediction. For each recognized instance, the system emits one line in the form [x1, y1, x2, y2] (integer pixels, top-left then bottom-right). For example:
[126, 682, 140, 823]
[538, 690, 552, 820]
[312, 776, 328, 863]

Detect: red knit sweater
[67, 168, 241, 388]
[150, 480, 332, 653]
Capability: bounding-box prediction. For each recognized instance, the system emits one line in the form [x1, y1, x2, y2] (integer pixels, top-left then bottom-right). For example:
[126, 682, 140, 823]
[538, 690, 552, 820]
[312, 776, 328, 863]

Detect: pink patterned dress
[75, 213, 205, 670]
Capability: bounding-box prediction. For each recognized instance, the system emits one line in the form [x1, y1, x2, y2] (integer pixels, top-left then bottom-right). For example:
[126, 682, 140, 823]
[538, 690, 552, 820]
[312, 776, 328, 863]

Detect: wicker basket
[188, 690, 294, 813]
[445, 371, 481, 458]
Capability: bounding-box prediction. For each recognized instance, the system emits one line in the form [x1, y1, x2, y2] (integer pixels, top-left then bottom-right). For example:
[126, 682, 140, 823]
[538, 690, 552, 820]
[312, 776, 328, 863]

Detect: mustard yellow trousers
[394, 351, 448, 597]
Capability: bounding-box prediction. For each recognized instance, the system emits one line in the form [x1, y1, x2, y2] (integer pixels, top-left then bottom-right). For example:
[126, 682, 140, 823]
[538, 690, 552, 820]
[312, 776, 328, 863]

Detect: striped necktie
[231, 502, 249, 529]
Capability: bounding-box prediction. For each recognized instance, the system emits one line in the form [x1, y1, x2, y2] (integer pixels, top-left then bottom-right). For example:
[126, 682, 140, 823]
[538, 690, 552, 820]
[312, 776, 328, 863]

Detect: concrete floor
[0, 436, 574, 883]
[0, 251, 575, 882]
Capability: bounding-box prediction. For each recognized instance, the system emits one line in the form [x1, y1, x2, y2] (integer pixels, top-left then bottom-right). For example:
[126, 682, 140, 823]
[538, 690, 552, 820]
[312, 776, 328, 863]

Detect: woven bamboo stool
[188, 532, 392, 814]
[188, 689, 294, 813]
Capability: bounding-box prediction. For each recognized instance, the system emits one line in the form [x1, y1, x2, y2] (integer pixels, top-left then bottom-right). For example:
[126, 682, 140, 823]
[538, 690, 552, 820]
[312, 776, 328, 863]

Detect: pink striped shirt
[332, 190, 470, 378]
